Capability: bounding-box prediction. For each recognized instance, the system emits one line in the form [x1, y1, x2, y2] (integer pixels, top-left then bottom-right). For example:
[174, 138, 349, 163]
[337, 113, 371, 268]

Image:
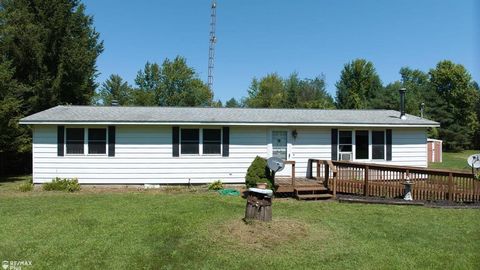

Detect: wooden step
[296, 193, 333, 200]
[294, 186, 328, 192]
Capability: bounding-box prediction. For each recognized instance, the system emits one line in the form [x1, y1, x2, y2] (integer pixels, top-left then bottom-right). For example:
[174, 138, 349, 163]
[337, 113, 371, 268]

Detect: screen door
[272, 131, 288, 160]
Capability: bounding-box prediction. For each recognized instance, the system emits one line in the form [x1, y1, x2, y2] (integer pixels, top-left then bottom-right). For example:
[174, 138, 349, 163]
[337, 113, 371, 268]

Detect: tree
[245, 73, 285, 108]
[0, 0, 103, 175]
[132, 62, 159, 106]
[473, 81, 480, 148]
[335, 59, 382, 109]
[96, 74, 133, 105]
[244, 73, 334, 109]
[284, 73, 300, 108]
[211, 100, 223, 107]
[0, 0, 104, 113]
[0, 60, 30, 154]
[369, 68, 432, 115]
[225, 98, 241, 108]
[295, 75, 335, 109]
[429, 60, 479, 151]
[132, 57, 213, 106]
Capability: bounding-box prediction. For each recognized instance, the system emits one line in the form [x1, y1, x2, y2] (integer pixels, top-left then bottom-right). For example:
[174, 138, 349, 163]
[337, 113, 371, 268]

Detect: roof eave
[19, 120, 440, 128]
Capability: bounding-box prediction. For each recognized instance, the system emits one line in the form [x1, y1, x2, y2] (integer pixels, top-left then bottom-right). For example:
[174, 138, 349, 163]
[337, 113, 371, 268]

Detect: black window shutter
[386, 129, 392, 161]
[331, 129, 338, 160]
[108, 126, 116, 157]
[57, 126, 64, 156]
[222, 127, 230, 157]
[172, 126, 179, 157]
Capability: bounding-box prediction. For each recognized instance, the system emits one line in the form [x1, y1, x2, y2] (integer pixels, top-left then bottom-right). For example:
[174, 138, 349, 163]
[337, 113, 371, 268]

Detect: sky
[83, 0, 479, 103]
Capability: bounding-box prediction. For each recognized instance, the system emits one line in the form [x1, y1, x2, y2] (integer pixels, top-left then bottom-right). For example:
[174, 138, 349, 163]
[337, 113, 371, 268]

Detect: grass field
[429, 150, 479, 171]
[0, 179, 479, 270]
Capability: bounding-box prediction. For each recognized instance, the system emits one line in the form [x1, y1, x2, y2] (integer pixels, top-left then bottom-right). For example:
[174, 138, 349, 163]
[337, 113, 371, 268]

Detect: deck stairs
[275, 177, 333, 200]
[294, 185, 333, 200]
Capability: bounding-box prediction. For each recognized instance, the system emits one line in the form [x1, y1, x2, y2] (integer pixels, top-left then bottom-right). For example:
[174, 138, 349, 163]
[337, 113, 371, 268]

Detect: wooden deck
[272, 158, 479, 202]
[274, 177, 324, 193]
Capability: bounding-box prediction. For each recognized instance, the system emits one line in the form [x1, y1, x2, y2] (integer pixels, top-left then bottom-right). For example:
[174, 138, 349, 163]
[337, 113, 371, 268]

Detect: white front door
[271, 130, 291, 176]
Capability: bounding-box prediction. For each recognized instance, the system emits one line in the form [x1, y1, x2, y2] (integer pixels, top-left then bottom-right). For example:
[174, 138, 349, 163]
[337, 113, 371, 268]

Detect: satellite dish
[267, 157, 285, 173]
[467, 154, 480, 169]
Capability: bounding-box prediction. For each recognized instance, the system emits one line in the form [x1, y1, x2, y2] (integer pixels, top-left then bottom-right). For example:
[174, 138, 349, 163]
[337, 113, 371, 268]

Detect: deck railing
[307, 159, 479, 203]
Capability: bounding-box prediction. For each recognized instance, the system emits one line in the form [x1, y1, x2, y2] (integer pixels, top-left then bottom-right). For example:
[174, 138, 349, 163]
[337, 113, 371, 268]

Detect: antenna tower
[207, 0, 217, 90]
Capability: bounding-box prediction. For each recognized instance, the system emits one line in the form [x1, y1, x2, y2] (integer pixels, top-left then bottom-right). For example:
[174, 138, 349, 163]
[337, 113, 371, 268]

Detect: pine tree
[0, 0, 104, 113]
[96, 74, 133, 105]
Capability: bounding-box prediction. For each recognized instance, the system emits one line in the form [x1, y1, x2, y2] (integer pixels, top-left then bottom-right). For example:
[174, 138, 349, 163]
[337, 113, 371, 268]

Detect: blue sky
[83, 0, 479, 102]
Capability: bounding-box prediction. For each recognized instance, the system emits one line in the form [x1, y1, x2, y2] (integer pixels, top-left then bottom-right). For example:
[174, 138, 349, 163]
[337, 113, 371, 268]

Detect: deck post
[364, 165, 369, 197]
[316, 160, 321, 179]
[291, 162, 296, 188]
[332, 171, 337, 199]
[324, 163, 329, 188]
[448, 172, 453, 201]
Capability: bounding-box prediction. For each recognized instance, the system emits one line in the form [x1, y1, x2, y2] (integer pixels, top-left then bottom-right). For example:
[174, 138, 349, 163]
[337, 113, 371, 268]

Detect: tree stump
[245, 188, 273, 222]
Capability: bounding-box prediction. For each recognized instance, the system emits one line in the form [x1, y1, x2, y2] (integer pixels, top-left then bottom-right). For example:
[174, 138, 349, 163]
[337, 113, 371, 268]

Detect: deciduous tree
[335, 59, 382, 109]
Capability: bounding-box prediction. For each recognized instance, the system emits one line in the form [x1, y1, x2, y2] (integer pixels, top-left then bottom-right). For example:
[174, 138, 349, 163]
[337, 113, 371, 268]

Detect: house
[20, 105, 439, 185]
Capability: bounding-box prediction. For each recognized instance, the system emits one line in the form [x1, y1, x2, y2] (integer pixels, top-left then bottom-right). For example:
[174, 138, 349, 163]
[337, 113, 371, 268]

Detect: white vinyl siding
[32, 125, 267, 184]
[31, 125, 427, 185]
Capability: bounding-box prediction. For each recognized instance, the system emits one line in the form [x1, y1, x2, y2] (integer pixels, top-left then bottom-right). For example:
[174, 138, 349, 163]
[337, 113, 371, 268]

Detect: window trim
[338, 130, 353, 159]
[64, 126, 109, 156]
[65, 127, 85, 156]
[337, 129, 388, 161]
[355, 130, 369, 160]
[371, 130, 386, 161]
[202, 128, 222, 156]
[179, 127, 223, 157]
[88, 128, 108, 155]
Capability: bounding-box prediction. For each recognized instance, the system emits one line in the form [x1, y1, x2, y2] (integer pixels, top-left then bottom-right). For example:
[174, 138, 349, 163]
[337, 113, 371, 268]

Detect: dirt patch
[218, 218, 311, 250]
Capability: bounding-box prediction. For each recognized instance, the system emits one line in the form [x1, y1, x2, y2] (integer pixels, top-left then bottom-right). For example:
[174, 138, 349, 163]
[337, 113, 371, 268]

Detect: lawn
[429, 150, 479, 171]
[0, 184, 479, 269]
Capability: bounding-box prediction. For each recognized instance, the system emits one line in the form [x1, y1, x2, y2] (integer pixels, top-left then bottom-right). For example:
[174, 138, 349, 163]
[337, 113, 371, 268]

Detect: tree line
[0, 0, 479, 175]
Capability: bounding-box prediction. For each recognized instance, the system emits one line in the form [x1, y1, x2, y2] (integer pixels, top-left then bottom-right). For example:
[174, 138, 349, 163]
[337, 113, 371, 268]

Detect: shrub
[245, 156, 273, 188]
[208, 180, 223, 190]
[43, 177, 81, 192]
[18, 182, 33, 192]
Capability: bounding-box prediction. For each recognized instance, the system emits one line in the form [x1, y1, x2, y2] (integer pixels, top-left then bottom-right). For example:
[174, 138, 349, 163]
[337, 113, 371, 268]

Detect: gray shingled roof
[20, 105, 439, 127]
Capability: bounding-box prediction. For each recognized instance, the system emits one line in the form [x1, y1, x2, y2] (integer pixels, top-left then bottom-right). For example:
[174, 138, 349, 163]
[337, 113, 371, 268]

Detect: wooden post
[324, 163, 329, 188]
[364, 165, 369, 197]
[316, 160, 321, 179]
[291, 162, 296, 188]
[332, 171, 337, 199]
[448, 172, 453, 202]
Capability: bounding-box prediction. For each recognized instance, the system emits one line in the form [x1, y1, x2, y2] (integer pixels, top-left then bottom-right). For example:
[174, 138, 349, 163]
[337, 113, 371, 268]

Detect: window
[181, 129, 200, 154]
[88, 128, 107, 154]
[372, 131, 385, 159]
[338, 131, 352, 152]
[66, 128, 84, 154]
[355, 130, 369, 159]
[203, 129, 221, 154]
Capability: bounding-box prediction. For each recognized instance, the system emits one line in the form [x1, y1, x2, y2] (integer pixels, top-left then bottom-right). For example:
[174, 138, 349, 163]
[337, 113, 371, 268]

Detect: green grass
[0, 174, 32, 191]
[429, 150, 479, 171]
[0, 189, 479, 269]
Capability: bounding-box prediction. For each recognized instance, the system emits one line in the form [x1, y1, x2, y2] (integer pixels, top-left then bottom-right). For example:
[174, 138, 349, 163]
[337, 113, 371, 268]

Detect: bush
[245, 156, 273, 188]
[208, 180, 223, 190]
[43, 177, 81, 192]
[18, 182, 33, 192]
